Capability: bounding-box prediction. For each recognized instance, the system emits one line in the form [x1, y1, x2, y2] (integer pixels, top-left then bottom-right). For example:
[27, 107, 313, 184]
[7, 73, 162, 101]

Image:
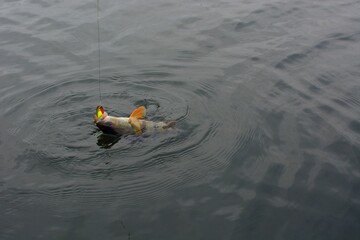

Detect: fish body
[94, 106, 175, 135]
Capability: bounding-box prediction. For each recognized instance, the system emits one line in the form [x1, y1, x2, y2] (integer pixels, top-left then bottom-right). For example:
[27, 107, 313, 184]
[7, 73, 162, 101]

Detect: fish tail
[163, 121, 176, 129]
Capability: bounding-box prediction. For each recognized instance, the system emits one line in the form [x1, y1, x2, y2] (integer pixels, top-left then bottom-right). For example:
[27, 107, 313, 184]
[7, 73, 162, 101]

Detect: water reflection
[96, 134, 121, 149]
[1, 0, 360, 239]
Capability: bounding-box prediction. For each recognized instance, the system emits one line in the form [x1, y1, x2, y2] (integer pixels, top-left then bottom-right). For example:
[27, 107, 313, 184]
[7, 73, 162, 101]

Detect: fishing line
[97, 0, 102, 104]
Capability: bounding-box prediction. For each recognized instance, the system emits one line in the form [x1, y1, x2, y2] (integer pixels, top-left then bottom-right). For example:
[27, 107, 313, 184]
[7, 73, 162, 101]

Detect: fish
[93, 105, 175, 135]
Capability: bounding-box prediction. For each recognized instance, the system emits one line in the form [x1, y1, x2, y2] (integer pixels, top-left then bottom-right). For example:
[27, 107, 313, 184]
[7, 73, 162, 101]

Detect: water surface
[1, 0, 360, 239]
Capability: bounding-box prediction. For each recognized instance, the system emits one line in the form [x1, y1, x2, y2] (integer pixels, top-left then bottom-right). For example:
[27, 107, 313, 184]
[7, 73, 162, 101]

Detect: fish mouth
[93, 114, 101, 124]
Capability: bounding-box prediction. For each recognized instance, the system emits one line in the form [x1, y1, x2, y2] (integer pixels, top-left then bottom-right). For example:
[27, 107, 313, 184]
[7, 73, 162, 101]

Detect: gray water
[1, 0, 360, 239]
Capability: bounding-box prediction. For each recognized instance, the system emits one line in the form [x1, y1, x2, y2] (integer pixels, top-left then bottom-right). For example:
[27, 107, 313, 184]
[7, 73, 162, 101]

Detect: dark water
[1, 0, 360, 239]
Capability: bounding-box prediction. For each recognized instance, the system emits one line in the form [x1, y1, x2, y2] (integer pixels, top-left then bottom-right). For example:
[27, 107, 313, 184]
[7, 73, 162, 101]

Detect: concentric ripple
[1, 69, 255, 202]
[1, 0, 360, 239]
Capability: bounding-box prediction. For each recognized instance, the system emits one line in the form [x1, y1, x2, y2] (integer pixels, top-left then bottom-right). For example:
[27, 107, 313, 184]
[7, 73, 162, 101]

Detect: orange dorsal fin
[129, 106, 146, 119]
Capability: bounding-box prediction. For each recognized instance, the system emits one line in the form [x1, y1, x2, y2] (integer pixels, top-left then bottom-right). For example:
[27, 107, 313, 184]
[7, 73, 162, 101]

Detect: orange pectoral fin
[129, 106, 146, 119]
[129, 117, 142, 135]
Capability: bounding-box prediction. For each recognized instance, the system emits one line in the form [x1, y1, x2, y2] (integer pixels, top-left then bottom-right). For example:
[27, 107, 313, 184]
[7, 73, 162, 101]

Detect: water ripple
[2, 0, 360, 238]
[0, 68, 253, 204]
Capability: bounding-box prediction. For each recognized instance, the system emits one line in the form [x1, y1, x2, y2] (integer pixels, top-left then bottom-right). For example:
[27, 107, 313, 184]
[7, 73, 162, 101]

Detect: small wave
[2, 69, 254, 204]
